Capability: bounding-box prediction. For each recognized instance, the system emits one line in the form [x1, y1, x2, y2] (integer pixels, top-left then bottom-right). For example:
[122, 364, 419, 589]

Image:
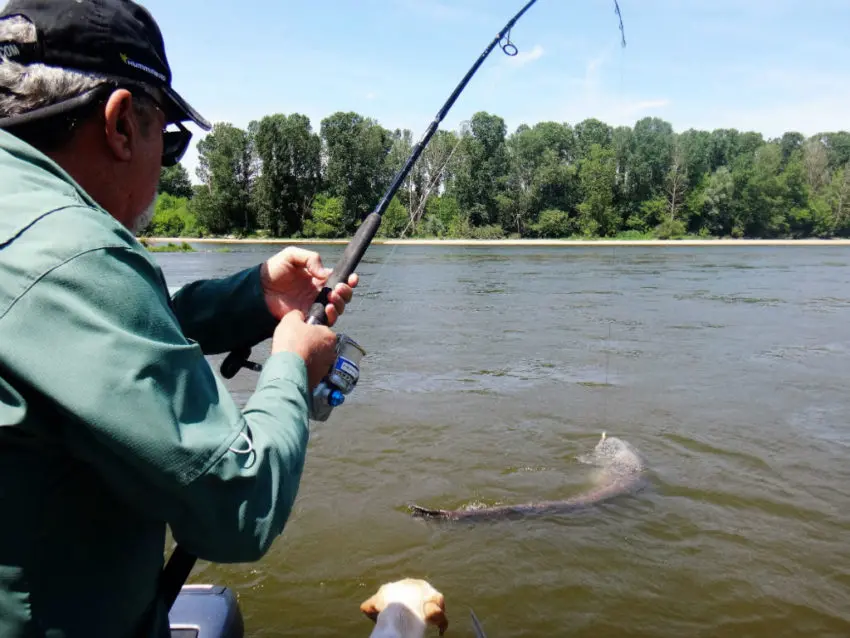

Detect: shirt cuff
[239, 264, 280, 346]
[257, 350, 309, 393]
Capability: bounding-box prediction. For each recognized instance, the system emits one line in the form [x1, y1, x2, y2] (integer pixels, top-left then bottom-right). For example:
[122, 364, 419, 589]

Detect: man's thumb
[283, 309, 306, 323]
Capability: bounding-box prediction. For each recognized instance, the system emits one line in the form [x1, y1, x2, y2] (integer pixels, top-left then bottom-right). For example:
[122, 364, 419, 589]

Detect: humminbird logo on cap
[120, 53, 166, 82]
[0, 43, 21, 58]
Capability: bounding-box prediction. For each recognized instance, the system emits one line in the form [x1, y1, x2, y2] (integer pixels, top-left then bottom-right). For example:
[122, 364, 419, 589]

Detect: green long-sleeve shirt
[0, 129, 312, 637]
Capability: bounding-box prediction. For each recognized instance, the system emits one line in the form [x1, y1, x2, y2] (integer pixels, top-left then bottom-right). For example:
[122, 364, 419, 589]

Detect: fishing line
[346, 14, 544, 310]
[602, 245, 615, 430]
[398, 124, 467, 239]
[603, 0, 626, 430]
[157, 0, 631, 623]
[346, 241, 403, 316]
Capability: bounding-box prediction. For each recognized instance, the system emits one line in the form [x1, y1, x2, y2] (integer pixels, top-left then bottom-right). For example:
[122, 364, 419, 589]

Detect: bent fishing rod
[154, 0, 544, 616]
[217, 0, 544, 380]
[157, 0, 627, 615]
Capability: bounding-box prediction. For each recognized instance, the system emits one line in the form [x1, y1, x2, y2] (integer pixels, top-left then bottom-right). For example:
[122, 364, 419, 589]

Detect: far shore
[143, 237, 850, 247]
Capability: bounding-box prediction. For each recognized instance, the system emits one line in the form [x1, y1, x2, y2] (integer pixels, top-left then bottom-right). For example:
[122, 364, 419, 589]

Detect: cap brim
[163, 86, 211, 131]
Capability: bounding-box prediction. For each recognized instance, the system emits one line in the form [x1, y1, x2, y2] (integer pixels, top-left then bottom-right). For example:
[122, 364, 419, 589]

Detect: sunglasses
[161, 120, 192, 167]
[122, 84, 192, 167]
[0, 81, 194, 167]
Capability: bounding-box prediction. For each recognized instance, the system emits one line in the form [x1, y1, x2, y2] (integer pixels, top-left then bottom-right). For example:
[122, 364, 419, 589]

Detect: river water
[153, 243, 850, 638]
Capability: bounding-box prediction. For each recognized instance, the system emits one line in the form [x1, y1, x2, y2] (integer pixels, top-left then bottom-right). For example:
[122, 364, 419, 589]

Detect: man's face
[128, 93, 165, 232]
[132, 192, 158, 234]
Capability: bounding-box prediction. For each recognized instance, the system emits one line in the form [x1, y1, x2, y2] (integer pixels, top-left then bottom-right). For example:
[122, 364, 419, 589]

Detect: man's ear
[102, 88, 136, 162]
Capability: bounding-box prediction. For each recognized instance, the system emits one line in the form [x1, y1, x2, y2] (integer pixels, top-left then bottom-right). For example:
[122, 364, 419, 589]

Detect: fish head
[591, 433, 644, 474]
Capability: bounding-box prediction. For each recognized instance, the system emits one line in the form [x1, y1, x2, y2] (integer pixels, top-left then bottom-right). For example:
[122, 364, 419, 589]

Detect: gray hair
[0, 15, 157, 149]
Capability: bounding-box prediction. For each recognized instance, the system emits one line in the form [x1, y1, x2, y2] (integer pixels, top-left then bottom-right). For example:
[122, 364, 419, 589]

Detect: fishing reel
[310, 333, 367, 422]
[220, 333, 366, 422]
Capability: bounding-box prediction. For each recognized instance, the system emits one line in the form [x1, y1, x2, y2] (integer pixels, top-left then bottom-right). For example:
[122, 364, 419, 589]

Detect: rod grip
[306, 212, 382, 326]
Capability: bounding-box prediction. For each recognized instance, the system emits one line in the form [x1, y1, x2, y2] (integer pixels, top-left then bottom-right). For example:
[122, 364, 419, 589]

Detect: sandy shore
[145, 237, 850, 247]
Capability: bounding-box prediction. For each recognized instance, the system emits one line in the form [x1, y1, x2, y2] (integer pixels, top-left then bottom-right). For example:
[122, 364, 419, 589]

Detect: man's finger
[283, 308, 306, 323]
[333, 283, 354, 304]
[281, 247, 331, 277]
[324, 304, 339, 326]
[326, 289, 347, 313]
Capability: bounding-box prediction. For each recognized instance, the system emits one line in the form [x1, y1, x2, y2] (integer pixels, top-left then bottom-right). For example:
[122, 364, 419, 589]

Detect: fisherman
[0, 1, 358, 636]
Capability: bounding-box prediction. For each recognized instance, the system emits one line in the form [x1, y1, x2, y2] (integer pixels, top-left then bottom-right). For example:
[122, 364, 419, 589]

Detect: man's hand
[273, 310, 338, 390]
[260, 247, 359, 327]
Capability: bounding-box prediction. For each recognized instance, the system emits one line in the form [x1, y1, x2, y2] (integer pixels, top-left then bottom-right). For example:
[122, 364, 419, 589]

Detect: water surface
[154, 244, 850, 637]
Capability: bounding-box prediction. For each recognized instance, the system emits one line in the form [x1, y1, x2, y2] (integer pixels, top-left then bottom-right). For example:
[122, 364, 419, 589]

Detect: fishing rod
[217, 0, 544, 380]
[152, 0, 545, 620]
[157, 0, 628, 620]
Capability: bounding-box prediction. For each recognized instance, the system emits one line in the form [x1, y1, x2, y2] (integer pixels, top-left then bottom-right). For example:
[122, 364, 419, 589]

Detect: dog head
[360, 578, 449, 635]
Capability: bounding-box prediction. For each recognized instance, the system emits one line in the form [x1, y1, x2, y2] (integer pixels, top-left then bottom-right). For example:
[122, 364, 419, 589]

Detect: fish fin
[410, 504, 449, 519]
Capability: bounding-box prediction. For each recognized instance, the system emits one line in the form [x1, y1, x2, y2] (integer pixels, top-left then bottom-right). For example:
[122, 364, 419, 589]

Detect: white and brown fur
[361, 578, 449, 637]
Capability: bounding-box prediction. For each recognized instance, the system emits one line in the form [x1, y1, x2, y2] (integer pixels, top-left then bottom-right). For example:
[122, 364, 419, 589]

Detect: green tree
[665, 142, 689, 223]
[320, 111, 394, 232]
[158, 164, 193, 199]
[529, 208, 571, 238]
[502, 124, 543, 235]
[424, 194, 462, 236]
[695, 167, 734, 235]
[506, 123, 580, 226]
[827, 164, 850, 235]
[802, 138, 830, 195]
[677, 129, 712, 189]
[383, 128, 428, 233]
[192, 122, 256, 235]
[376, 197, 408, 238]
[735, 144, 789, 237]
[251, 113, 321, 237]
[627, 117, 674, 205]
[451, 111, 509, 228]
[737, 132, 765, 157]
[303, 193, 345, 238]
[574, 118, 613, 157]
[405, 129, 464, 235]
[817, 131, 850, 169]
[534, 154, 580, 221]
[779, 132, 804, 166]
[708, 129, 741, 172]
[147, 193, 199, 237]
[577, 144, 618, 237]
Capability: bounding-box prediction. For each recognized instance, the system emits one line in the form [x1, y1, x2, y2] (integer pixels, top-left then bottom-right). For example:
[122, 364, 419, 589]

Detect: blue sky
[135, 0, 850, 181]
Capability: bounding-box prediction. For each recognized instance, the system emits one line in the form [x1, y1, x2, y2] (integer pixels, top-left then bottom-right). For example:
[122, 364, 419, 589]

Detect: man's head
[0, 0, 211, 232]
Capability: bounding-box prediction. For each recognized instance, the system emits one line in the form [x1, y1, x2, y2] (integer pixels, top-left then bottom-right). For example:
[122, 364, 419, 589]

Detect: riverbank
[143, 237, 850, 247]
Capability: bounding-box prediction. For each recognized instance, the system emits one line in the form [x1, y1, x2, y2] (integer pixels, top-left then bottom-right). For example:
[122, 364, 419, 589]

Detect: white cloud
[397, 0, 481, 23]
[623, 99, 671, 115]
[528, 49, 670, 129]
[553, 96, 671, 131]
[670, 63, 850, 136]
[503, 44, 544, 68]
[679, 93, 850, 138]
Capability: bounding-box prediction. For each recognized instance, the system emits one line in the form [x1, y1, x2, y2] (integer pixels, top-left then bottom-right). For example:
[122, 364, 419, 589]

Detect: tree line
[146, 112, 850, 240]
